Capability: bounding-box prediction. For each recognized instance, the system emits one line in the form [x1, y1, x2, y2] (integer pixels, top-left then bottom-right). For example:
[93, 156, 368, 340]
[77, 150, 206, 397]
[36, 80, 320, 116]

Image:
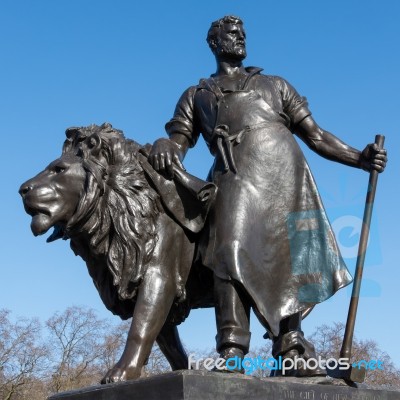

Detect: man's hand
[359, 143, 387, 173]
[148, 138, 186, 178]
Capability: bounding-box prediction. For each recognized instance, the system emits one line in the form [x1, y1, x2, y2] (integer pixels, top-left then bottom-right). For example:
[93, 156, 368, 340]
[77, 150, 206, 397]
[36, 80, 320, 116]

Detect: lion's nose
[19, 184, 33, 198]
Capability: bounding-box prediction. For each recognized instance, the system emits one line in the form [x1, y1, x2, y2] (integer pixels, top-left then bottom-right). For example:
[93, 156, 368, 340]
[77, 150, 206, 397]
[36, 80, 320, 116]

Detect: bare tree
[45, 306, 109, 393]
[45, 310, 174, 392]
[142, 344, 172, 377]
[101, 319, 172, 377]
[0, 309, 48, 400]
[3, 306, 399, 396]
[97, 320, 130, 373]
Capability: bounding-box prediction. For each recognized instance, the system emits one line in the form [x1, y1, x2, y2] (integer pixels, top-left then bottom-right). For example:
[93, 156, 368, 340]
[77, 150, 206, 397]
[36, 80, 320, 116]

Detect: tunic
[166, 67, 352, 336]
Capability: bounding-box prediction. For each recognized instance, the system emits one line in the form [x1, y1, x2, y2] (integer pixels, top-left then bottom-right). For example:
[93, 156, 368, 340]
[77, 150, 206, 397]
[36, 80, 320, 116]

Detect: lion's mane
[61, 123, 161, 317]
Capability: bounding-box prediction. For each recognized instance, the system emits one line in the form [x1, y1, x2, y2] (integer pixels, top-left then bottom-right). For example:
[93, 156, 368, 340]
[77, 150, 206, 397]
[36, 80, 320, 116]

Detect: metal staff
[329, 134, 385, 383]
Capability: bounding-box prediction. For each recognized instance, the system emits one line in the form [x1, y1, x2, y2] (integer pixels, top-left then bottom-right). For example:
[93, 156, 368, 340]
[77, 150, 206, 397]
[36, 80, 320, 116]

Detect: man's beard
[217, 42, 247, 61]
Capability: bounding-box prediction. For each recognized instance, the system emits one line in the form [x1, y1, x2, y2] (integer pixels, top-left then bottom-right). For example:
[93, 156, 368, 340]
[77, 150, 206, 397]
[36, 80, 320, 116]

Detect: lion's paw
[101, 365, 141, 384]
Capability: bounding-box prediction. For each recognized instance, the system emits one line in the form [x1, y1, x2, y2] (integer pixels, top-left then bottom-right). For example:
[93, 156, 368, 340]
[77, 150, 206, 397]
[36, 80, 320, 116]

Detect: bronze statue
[148, 15, 387, 376]
[19, 123, 216, 383]
[19, 15, 388, 384]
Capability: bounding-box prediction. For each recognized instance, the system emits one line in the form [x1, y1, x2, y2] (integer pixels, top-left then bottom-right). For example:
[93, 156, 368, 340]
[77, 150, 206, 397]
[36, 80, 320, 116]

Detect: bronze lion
[19, 123, 214, 383]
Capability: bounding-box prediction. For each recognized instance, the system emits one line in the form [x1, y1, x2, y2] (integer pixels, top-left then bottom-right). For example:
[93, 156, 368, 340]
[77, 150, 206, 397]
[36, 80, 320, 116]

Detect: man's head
[206, 15, 246, 61]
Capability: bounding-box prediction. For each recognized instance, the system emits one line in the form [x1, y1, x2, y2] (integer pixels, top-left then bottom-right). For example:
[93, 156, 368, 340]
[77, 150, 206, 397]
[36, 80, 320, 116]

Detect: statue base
[48, 370, 399, 399]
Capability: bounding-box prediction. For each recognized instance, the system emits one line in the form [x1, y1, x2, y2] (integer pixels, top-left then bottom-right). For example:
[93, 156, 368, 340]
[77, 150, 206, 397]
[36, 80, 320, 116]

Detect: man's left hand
[359, 143, 387, 173]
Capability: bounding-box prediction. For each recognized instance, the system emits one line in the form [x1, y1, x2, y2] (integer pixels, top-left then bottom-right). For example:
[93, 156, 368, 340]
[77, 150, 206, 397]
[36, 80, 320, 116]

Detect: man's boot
[215, 346, 245, 373]
[270, 313, 326, 377]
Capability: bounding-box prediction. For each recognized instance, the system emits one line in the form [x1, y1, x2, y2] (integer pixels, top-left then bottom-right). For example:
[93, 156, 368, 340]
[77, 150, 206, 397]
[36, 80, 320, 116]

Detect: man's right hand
[148, 137, 186, 178]
[359, 142, 387, 173]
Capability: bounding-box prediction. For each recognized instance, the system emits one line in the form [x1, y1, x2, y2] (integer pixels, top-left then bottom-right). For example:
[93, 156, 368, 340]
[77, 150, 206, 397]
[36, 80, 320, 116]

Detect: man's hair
[206, 15, 243, 51]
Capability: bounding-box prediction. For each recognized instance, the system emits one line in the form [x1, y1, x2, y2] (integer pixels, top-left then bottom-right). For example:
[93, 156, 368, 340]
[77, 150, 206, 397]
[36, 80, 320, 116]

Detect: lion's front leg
[101, 267, 176, 384]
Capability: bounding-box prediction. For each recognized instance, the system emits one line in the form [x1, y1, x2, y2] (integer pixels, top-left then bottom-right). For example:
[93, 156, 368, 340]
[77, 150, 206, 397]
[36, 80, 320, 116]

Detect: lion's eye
[54, 166, 65, 174]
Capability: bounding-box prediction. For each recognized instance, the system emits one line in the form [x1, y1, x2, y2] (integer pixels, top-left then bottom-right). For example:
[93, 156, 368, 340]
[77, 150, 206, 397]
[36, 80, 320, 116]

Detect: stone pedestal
[48, 370, 400, 400]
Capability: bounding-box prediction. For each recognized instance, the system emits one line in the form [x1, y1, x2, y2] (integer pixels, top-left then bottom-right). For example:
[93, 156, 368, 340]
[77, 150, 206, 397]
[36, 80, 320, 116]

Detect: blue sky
[1, 1, 399, 366]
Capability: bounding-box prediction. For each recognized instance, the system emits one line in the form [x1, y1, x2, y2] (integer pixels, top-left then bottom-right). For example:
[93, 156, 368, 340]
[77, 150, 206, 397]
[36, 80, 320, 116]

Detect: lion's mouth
[24, 203, 44, 217]
[26, 206, 64, 240]
[30, 213, 54, 236]
[22, 201, 53, 236]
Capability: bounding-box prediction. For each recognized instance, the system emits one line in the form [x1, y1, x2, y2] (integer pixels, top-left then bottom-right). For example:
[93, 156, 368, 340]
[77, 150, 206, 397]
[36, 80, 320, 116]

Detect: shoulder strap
[241, 67, 263, 90]
[198, 77, 224, 101]
[198, 67, 263, 96]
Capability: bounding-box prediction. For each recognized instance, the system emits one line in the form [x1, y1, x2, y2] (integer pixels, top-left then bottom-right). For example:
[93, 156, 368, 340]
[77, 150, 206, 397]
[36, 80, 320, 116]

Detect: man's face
[214, 23, 246, 60]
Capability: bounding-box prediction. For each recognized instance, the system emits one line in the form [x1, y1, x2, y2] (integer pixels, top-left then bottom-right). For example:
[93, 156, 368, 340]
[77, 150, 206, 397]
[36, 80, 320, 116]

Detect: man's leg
[214, 275, 251, 372]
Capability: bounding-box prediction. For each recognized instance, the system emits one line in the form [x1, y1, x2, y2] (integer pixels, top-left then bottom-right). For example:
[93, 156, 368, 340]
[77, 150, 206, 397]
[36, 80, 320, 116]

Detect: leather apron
[198, 75, 352, 336]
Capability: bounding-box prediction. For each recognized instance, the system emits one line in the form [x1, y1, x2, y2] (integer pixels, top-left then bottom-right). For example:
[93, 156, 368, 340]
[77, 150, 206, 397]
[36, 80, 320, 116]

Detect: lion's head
[20, 151, 87, 237]
[20, 123, 161, 314]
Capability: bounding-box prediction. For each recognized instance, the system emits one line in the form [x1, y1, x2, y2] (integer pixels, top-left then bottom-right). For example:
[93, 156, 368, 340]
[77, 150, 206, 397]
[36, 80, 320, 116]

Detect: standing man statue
[149, 15, 387, 376]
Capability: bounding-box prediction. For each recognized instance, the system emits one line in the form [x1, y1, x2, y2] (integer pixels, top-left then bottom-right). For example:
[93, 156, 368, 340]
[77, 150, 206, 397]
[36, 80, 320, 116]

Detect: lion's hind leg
[156, 324, 188, 370]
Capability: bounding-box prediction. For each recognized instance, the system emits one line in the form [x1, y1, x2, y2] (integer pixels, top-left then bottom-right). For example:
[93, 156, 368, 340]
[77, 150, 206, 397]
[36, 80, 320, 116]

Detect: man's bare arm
[295, 116, 387, 172]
